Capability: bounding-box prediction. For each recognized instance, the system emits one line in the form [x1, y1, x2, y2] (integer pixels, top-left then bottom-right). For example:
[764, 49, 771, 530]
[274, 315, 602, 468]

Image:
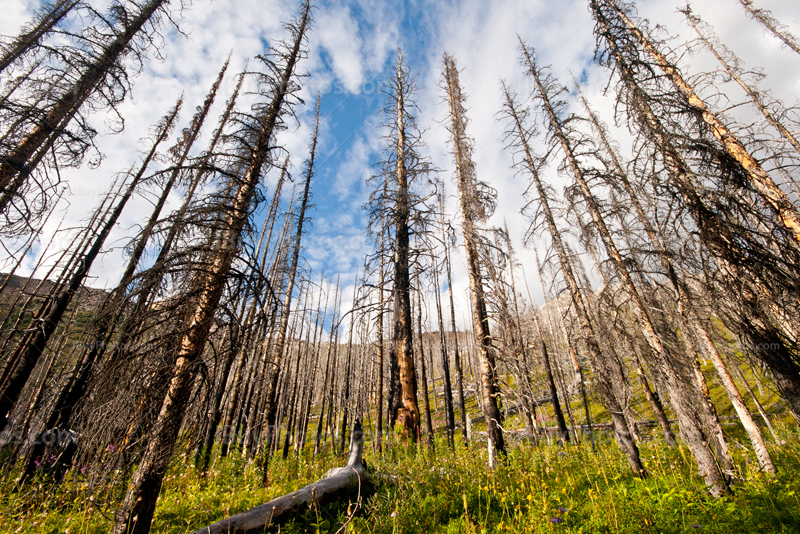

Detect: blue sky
[2, 0, 800, 331]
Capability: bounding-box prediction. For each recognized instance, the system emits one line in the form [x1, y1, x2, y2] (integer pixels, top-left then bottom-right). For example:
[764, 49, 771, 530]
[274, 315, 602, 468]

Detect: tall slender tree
[525, 46, 738, 493]
[111, 4, 311, 532]
[0, 97, 182, 436]
[0, 0, 80, 74]
[261, 95, 319, 462]
[737, 0, 800, 56]
[366, 51, 433, 440]
[501, 80, 645, 476]
[0, 0, 181, 226]
[443, 54, 505, 465]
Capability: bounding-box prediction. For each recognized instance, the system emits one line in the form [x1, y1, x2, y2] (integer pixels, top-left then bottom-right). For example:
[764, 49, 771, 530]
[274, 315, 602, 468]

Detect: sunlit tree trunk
[111, 6, 311, 532]
[604, 0, 800, 246]
[444, 54, 504, 465]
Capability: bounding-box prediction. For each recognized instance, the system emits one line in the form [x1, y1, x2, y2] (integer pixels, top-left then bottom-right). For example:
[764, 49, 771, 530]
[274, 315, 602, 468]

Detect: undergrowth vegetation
[2, 423, 799, 534]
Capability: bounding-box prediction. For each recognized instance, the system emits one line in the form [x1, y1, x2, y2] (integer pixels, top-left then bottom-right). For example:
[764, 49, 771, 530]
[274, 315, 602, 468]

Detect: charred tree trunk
[416, 286, 435, 450]
[0, 99, 182, 436]
[0, 0, 174, 214]
[110, 6, 311, 533]
[432, 240, 455, 448]
[603, 0, 800, 246]
[260, 96, 319, 464]
[387, 52, 420, 441]
[501, 82, 643, 475]
[0, 0, 79, 74]
[444, 54, 504, 465]
[526, 50, 733, 493]
[684, 8, 800, 156]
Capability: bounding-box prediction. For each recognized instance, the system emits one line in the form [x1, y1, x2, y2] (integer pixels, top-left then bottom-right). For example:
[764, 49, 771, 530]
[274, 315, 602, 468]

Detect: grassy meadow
[2, 416, 799, 534]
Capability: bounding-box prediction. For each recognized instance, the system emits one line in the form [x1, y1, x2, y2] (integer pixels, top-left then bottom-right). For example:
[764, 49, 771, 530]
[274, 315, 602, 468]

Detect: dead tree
[415, 282, 435, 450]
[737, 0, 800, 56]
[525, 47, 739, 493]
[0, 98, 181, 437]
[431, 196, 455, 448]
[501, 81, 645, 476]
[531, 246, 590, 446]
[315, 276, 340, 455]
[598, 0, 800, 246]
[443, 54, 505, 465]
[337, 270, 360, 454]
[260, 96, 319, 463]
[189, 421, 366, 534]
[576, 80, 774, 473]
[591, 0, 800, 423]
[0, 0, 181, 229]
[374, 210, 387, 453]
[683, 7, 800, 156]
[444, 224, 469, 446]
[49, 65, 228, 452]
[110, 4, 312, 532]
[366, 51, 433, 441]
[0, 0, 80, 74]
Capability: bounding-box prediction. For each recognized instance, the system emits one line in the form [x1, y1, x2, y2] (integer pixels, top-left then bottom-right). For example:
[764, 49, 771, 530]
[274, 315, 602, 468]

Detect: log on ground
[189, 421, 366, 534]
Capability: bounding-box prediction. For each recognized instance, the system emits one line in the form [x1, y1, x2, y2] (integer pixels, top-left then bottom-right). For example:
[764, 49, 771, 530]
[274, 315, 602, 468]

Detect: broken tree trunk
[189, 421, 367, 534]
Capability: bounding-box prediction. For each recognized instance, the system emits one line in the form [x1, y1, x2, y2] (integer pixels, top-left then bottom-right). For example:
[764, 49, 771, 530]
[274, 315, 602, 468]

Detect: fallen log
[189, 421, 367, 534]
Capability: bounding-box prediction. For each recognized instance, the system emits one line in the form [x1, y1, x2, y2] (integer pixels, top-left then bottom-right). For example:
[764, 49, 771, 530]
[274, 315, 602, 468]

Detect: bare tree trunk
[0, 0, 79, 74]
[284, 291, 311, 459]
[502, 82, 643, 474]
[18, 102, 184, 480]
[0, 99, 181, 435]
[444, 54, 504, 464]
[0, 0, 173, 211]
[593, 5, 789, 461]
[432, 246, 455, 448]
[416, 286, 435, 450]
[731, 360, 780, 443]
[606, 0, 800, 246]
[314, 277, 339, 456]
[375, 226, 386, 453]
[261, 97, 319, 463]
[55, 67, 228, 461]
[387, 52, 420, 441]
[445, 219, 468, 446]
[526, 50, 733, 492]
[111, 7, 311, 532]
[737, 0, 800, 56]
[684, 9, 800, 156]
[337, 270, 359, 454]
[296, 278, 327, 453]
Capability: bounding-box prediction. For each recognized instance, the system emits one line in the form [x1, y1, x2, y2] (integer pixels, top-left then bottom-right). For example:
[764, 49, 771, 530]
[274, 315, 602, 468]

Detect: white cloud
[312, 4, 364, 93]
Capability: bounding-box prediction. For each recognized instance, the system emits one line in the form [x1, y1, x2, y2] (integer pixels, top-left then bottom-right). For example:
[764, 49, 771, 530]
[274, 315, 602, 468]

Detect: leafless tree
[0, 0, 80, 74]
[110, 3, 312, 532]
[365, 50, 434, 441]
[0, 97, 181, 438]
[737, 0, 800, 56]
[442, 54, 505, 464]
[1, 0, 187, 233]
[501, 79, 645, 476]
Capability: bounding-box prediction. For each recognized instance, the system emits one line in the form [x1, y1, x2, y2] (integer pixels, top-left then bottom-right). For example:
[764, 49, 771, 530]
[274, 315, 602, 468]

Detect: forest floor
[1, 422, 799, 534]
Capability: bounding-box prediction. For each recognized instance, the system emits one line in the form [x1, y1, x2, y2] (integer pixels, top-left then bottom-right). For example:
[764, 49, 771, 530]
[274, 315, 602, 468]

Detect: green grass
[2, 423, 799, 534]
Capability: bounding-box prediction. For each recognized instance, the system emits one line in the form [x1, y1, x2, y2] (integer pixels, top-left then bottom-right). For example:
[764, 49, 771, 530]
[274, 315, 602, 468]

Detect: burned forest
[1, 0, 799, 533]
